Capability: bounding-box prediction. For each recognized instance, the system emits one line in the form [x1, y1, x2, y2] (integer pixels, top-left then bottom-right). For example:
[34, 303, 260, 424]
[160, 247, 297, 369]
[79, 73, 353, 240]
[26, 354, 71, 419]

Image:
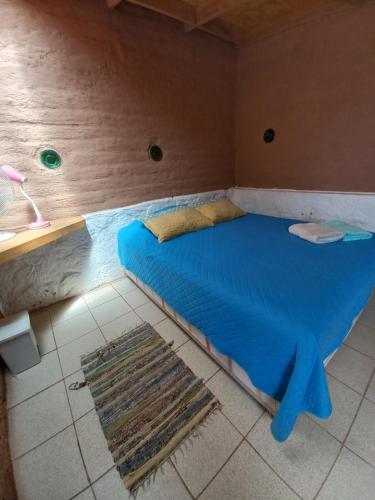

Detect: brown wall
[235, 4, 375, 192]
[0, 0, 236, 227]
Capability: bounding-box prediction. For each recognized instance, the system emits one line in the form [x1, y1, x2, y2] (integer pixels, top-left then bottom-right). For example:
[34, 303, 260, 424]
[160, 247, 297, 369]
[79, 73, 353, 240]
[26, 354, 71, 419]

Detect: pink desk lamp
[1, 165, 50, 229]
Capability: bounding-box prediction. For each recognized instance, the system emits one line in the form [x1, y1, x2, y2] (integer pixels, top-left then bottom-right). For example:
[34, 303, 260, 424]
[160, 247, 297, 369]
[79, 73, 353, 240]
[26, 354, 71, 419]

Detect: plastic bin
[0, 311, 41, 374]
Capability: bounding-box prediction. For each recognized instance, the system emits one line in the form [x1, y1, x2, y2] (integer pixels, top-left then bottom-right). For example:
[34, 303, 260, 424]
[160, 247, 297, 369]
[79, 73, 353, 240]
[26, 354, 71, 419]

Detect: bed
[118, 213, 375, 441]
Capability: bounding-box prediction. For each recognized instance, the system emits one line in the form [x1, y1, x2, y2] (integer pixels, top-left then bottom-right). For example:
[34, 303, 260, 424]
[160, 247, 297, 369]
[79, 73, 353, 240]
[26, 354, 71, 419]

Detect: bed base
[125, 270, 358, 417]
[126, 270, 278, 414]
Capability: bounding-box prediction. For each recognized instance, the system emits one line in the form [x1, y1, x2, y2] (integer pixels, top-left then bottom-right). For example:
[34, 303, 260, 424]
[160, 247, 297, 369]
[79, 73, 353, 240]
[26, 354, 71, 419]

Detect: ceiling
[106, 0, 371, 46]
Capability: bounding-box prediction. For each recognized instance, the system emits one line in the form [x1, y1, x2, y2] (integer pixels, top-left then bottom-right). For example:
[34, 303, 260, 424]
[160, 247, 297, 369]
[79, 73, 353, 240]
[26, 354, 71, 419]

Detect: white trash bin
[0, 311, 41, 374]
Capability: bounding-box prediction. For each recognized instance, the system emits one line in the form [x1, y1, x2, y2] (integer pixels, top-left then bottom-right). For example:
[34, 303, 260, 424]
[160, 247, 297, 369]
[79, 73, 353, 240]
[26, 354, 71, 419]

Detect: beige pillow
[145, 208, 214, 242]
[196, 199, 246, 223]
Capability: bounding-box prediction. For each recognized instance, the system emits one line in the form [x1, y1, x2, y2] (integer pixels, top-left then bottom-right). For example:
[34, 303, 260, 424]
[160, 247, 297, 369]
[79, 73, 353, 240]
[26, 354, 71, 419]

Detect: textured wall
[235, 4, 375, 192]
[0, 190, 226, 315]
[229, 188, 375, 232]
[0, 0, 236, 228]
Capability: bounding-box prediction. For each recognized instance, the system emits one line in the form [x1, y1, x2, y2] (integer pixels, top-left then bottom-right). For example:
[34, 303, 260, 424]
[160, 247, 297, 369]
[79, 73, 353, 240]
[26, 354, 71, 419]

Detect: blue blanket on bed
[118, 214, 375, 441]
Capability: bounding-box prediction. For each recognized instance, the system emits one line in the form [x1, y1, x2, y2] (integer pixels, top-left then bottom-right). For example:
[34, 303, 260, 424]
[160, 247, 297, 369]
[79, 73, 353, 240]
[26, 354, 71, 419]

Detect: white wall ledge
[1, 186, 374, 315]
[0, 190, 226, 315]
[229, 187, 375, 232]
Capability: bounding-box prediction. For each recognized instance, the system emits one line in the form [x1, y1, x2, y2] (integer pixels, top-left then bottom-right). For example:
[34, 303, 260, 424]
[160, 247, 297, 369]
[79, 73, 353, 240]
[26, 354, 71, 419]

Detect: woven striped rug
[80, 322, 220, 491]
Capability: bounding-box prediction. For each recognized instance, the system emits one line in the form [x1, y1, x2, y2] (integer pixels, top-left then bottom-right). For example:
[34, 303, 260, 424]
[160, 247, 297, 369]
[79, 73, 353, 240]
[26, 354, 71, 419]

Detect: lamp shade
[1, 165, 27, 184]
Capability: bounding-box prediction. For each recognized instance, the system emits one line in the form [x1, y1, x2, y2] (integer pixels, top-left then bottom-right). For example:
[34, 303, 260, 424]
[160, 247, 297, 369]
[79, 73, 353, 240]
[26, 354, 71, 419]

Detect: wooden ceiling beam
[185, 0, 244, 32]
[107, 0, 372, 47]
[107, 0, 124, 8]
[109, 0, 196, 25]
[200, 19, 247, 46]
[107, 0, 240, 45]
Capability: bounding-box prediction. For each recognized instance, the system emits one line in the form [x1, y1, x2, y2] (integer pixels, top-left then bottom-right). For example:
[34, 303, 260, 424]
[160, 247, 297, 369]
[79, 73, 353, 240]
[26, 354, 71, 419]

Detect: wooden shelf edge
[0, 216, 86, 266]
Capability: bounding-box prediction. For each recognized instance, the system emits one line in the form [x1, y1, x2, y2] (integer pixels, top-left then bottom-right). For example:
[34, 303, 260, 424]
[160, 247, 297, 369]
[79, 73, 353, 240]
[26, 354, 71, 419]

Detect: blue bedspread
[118, 214, 375, 441]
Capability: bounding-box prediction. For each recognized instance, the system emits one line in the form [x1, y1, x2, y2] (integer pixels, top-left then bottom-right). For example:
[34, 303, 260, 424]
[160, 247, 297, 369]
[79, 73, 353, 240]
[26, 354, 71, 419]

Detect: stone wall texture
[235, 3, 375, 192]
[0, 190, 226, 315]
[229, 188, 375, 232]
[1, 0, 375, 315]
[0, 0, 236, 228]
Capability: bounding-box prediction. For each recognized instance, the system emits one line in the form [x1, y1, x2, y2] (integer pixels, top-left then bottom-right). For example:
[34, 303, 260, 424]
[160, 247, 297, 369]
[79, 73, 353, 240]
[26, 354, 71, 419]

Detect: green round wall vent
[40, 149, 62, 169]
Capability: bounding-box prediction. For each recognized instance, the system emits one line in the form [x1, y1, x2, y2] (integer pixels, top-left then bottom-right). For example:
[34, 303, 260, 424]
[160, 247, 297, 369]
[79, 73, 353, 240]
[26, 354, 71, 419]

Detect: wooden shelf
[0, 216, 86, 265]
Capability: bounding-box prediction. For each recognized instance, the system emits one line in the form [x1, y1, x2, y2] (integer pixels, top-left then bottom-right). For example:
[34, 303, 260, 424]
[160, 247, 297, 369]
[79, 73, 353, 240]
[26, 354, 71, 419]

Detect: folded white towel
[288, 223, 343, 244]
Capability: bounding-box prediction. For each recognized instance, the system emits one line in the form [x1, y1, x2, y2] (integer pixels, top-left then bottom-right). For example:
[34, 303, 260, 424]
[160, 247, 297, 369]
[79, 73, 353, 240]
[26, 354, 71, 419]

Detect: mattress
[118, 214, 375, 441]
[125, 269, 360, 417]
[126, 269, 283, 415]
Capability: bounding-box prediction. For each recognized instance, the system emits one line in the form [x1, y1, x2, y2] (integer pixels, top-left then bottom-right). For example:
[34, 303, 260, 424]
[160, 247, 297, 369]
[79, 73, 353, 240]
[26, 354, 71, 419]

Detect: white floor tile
[326, 345, 375, 394]
[366, 373, 375, 403]
[123, 288, 150, 309]
[6, 350, 62, 408]
[358, 303, 375, 330]
[65, 371, 94, 421]
[100, 311, 143, 342]
[11, 276, 375, 500]
[135, 301, 166, 326]
[75, 409, 114, 483]
[8, 381, 72, 459]
[345, 322, 375, 359]
[112, 277, 138, 296]
[365, 294, 375, 308]
[176, 340, 218, 381]
[346, 399, 375, 467]
[153, 318, 189, 349]
[93, 462, 191, 500]
[84, 285, 119, 309]
[30, 309, 55, 355]
[318, 447, 375, 500]
[30, 308, 50, 326]
[200, 441, 298, 500]
[206, 369, 264, 435]
[74, 487, 96, 500]
[58, 329, 106, 378]
[53, 311, 98, 348]
[12, 426, 88, 500]
[172, 411, 242, 497]
[311, 374, 362, 441]
[90, 297, 132, 326]
[248, 413, 341, 499]
[35, 327, 56, 357]
[50, 297, 88, 325]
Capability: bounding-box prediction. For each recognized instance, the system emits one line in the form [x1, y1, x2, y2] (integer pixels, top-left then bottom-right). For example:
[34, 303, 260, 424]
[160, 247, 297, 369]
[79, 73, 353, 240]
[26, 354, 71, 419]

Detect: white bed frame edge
[126, 270, 359, 417]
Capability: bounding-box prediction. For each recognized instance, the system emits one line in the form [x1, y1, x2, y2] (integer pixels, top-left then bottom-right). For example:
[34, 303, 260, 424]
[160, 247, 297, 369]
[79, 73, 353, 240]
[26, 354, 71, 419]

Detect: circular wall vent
[263, 129, 275, 143]
[40, 149, 62, 169]
[148, 144, 163, 162]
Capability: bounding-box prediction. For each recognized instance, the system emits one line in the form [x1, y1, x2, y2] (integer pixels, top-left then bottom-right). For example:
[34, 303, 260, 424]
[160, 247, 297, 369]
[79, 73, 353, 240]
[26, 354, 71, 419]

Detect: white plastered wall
[229, 187, 375, 231]
[1, 187, 374, 315]
[0, 190, 226, 315]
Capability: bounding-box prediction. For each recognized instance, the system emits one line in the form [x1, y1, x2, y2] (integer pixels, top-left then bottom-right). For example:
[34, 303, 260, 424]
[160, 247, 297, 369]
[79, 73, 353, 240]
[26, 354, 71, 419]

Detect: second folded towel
[319, 220, 373, 242]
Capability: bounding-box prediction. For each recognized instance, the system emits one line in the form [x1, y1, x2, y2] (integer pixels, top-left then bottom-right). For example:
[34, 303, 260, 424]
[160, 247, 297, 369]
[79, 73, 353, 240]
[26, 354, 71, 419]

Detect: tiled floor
[6, 278, 375, 500]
